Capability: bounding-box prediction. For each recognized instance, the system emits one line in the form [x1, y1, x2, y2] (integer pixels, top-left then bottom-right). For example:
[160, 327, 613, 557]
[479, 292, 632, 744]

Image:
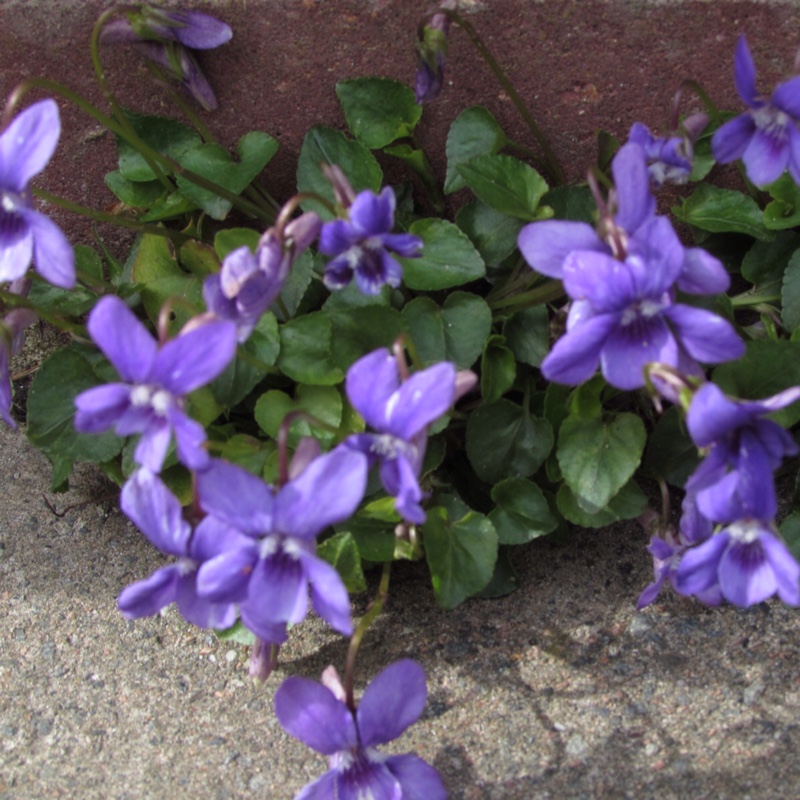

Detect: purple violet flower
[684, 382, 800, 524]
[344, 348, 475, 524]
[100, 6, 233, 49]
[627, 119, 706, 187]
[0, 99, 75, 289]
[101, 6, 232, 111]
[0, 278, 37, 428]
[117, 468, 249, 628]
[203, 212, 321, 341]
[712, 35, 800, 186]
[537, 216, 744, 390]
[675, 519, 799, 607]
[518, 143, 729, 297]
[194, 447, 368, 643]
[318, 188, 422, 295]
[74, 296, 237, 472]
[414, 1, 456, 104]
[275, 660, 447, 800]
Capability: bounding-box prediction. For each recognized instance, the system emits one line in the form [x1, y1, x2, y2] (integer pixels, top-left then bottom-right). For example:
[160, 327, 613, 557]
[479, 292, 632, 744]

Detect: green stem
[90, 6, 174, 192]
[488, 278, 565, 312]
[33, 188, 193, 244]
[0, 289, 87, 338]
[432, 9, 566, 186]
[8, 77, 273, 223]
[344, 561, 391, 713]
[731, 292, 781, 308]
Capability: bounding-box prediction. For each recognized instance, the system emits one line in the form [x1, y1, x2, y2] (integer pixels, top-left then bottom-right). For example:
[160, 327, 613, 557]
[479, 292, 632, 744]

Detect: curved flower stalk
[0, 99, 75, 289]
[117, 468, 248, 629]
[344, 347, 477, 524]
[203, 211, 321, 341]
[193, 446, 368, 644]
[275, 660, 447, 800]
[100, 4, 232, 111]
[319, 187, 422, 296]
[0, 278, 37, 428]
[712, 35, 800, 186]
[74, 295, 237, 472]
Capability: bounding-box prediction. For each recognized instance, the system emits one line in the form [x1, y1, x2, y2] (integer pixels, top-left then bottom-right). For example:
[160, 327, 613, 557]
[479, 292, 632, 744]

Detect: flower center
[727, 519, 764, 545]
[369, 433, 417, 461]
[620, 298, 664, 327]
[752, 106, 790, 140]
[130, 384, 173, 417]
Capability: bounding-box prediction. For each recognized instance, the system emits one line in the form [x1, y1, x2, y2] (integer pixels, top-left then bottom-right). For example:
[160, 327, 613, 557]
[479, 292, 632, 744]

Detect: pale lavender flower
[117, 468, 248, 628]
[675, 519, 799, 607]
[0, 100, 75, 288]
[74, 296, 237, 472]
[194, 447, 368, 643]
[319, 188, 422, 295]
[712, 35, 800, 186]
[203, 212, 321, 341]
[344, 348, 475, 524]
[275, 660, 447, 800]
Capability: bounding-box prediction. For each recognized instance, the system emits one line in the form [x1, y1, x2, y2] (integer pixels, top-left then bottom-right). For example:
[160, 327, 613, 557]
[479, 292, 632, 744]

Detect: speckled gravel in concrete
[2, 424, 799, 799]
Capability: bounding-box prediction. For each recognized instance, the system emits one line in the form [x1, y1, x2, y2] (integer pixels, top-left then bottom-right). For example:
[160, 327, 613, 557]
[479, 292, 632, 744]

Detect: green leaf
[117, 111, 201, 182]
[280, 249, 315, 319]
[503, 306, 549, 368]
[328, 306, 405, 371]
[336, 514, 401, 563]
[402, 292, 492, 369]
[540, 185, 595, 224]
[457, 154, 548, 220]
[445, 106, 507, 194]
[26, 348, 125, 469]
[556, 479, 647, 528]
[178, 240, 219, 278]
[214, 228, 261, 260]
[215, 620, 256, 645]
[780, 511, 800, 561]
[465, 399, 553, 484]
[400, 219, 485, 290]
[475, 547, 519, 598]
[741, 232, 800, 296]
[489, 477, 558, 544]
[782, 249, 800, 332]
[254, 384, 342, 448]
[673, 183, 772, 241]
[335, 78, 422, 149]
[640, 405, 699, 487]
[139, 190, 198, 222]
[712, 339, 800, 427]
[209, 313, 279, 407]
[764, 174, 800, 230]
[455, 200, 524, 267]
[175, 131, 278, 220]
[128, 233, 201, 327]
[104, 170, 164, 208]
[424, 506, 498, 609]
[296, 126, 383, 219]
[278, 312, 343, 385]
[480, 335, 516, 404]
[318, 532, 367, 593]
[557, 413, 646, 513]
